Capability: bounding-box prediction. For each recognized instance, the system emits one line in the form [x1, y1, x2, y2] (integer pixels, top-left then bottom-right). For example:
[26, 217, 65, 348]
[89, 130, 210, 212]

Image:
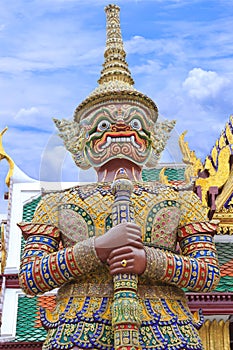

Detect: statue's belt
[57, 280, 186, 301]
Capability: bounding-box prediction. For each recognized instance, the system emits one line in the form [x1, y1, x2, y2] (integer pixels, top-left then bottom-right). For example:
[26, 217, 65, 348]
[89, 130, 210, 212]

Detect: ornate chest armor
[19, 182, 220, 350]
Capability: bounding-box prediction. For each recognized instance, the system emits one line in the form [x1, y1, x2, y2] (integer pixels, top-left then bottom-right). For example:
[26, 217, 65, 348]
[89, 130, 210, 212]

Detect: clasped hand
[95, 222, 146, 275]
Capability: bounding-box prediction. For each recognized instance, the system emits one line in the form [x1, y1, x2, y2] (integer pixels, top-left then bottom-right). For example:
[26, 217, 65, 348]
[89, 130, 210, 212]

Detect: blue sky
[0, 0, 233, 213]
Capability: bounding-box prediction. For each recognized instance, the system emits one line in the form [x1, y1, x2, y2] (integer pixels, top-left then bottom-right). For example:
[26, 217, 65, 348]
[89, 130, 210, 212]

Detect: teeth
[101, 135, 140, 149]
[130, 135, 140, 149]
[106, 136, 111, 145]
[101, 136, 112, 149]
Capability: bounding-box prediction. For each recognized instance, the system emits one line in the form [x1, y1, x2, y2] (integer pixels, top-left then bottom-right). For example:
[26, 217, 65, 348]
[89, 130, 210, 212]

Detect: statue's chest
[58, 186, 181, 251]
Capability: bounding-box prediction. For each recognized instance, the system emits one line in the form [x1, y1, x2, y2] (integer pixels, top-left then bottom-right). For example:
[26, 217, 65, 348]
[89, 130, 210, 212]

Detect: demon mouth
[100, 135, 141, 150]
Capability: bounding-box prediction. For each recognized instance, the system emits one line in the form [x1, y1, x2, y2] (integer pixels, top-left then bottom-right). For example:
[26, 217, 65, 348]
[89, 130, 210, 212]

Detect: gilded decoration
[213, 206, 233, 235]
[199, 319, 230, 350]
[73, 5, 158, 124]
[0, 127, 14, 187]
[0, 221, 6, 274]
[179, 117, 233, 235]
[179, 127, 232, 207]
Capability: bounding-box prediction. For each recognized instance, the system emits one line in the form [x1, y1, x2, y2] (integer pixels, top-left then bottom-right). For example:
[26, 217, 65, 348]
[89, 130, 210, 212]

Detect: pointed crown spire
[98, 4, 134, 86]
[74, 4, 158, 123]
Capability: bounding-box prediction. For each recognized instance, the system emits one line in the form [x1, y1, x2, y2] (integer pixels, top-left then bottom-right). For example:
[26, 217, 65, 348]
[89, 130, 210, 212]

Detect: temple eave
[187, 292, 233, 315]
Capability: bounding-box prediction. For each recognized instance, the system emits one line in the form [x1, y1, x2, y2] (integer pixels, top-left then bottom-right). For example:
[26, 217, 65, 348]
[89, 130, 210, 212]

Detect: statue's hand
[107, 246, 146, 275]
[95, 222, 142, 262]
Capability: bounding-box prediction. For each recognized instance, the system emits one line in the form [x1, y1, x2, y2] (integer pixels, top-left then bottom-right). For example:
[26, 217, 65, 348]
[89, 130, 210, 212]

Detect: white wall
[5, 181, 80, 272]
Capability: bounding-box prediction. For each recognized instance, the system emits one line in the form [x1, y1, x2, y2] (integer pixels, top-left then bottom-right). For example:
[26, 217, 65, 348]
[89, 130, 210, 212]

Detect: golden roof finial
[98, 4, 134, 86]
[73, 4, 158, 123]
[0, 127, 14, 187]
[0, 221, 7, 274]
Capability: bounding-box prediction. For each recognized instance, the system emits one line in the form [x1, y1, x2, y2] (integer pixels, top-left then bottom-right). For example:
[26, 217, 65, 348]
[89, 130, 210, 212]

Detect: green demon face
[81, 103, 154, 168]
[54, 102, 175, 170]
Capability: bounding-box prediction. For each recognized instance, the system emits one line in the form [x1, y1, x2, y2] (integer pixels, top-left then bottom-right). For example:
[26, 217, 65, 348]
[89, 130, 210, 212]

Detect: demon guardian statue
[19, 5, 220, 350]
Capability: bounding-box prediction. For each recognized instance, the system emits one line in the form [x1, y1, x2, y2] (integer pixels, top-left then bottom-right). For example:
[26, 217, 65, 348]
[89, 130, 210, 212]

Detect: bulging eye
[130, 118, 142, 130]
[97, 120, 111, 131]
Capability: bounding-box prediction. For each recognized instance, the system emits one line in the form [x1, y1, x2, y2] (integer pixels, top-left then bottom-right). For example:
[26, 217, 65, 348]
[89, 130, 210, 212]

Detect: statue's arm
[143, 222, 220, 292]
[142, 190, 220, 292]
[18, 221, 102, 296]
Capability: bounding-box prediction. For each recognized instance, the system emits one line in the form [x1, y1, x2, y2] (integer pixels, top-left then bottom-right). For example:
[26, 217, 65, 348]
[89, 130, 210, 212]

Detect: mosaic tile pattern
[216, 243, 233, 267]
[20, 197, 42, 256]
[14, 295, 47, 342]
[22, 196, 42, 222]
[142, 167, 186, 182]
[214, 243, 233, 292]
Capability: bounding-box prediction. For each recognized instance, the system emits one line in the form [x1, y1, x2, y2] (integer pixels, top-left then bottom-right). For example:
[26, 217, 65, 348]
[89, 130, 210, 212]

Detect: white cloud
[0, 40, 104, 75]
[15, 107, 39, 120]
[0, 57, 53, 74]
[182, 68, 230, 100]
[7, 105, 53, 131]
[126, 35, 185, 61]
[126, 36, 158, 55]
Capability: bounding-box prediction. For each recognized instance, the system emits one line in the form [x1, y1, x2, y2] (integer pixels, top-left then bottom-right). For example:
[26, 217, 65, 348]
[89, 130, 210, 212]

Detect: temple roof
[142, 166, 186, 184]
[216, 242, 233, 292]
[14, 295, 48, 342]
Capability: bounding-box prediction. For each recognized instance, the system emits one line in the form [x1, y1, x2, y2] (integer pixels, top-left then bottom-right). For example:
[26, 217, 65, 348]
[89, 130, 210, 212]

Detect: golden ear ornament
[146, 119, 176, 168]
[53, 118, 91, 170]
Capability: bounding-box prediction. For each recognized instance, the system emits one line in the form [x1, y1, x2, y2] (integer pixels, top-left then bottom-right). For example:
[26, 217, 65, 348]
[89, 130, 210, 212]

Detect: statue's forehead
[80, 102, 152, 125]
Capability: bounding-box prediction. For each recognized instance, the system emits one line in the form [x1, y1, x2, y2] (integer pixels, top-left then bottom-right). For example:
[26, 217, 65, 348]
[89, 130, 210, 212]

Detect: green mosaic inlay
[105, 214, 112, 232]
[214, 276, 233, 292]
[183, 276, 233, 294]
[20, 235, 25, 258]
[14, 295, 47, 342]
[21, 196, 42, 257]
[215, 242, 233, 266]
[23, 196, 41, 222]
[142, 167, 186, 182]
